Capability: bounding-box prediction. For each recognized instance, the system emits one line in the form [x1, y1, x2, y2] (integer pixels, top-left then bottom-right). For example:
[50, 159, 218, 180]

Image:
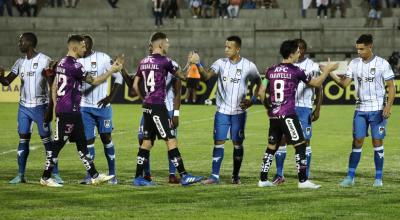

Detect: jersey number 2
[143, 70, 155, 93]
[57, 74, 67, 96]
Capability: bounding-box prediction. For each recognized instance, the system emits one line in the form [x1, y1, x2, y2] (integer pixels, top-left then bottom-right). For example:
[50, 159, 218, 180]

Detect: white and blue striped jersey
[11, 53, 51, 107]
[294, 58, 320, 108]
[210, 57, 260, 115]
[78, 51, 123, 108]
[165, 60, 179, 111]
[345, 55, 394, 111]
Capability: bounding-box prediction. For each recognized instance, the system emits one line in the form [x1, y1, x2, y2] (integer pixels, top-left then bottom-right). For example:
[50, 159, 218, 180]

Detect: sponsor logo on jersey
[91, 62, 97, 69]
[104, 120, 111, 128]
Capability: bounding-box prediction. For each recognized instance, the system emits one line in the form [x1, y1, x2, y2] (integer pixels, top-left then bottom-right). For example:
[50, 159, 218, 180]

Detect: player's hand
[172, 116, 179, 128]
[311, 109, 320, 122]
[239, 99, 252, 110]
[322, 59, 339, 73]
[44, 108, 53, 124]
[97, 96, 112, 108]
[189, 52, 200, 64]
[382, 105, 392, 119]
[111, 54, 124, 72]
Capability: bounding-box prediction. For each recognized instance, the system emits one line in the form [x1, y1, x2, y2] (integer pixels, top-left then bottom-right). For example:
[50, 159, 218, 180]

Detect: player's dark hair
[67, 34, 84, 44]
[226, 35, 241, 48]
[82, 35, 93, 46]
[294, 38, 307, 50]
[150, 32, 167, 43]
[22, 32, 38, 48]
[280, 40, 298, 59]
[356, 34, 373, 45]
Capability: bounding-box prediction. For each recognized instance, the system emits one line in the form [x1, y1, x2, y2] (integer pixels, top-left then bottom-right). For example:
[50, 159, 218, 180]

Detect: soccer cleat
[201, 175, 219, 185]
[108, 176, 118, 185]
[298, 180, 321, 189]
[181, 174, 203, 186]
[144, 175, 152, 182]
[52, 174, 64, 184]
[40, 178, 63, 187]
[258, 180, 275, 187]
[272, 175, 285, 185]
[373, 179, 383, 187]
[231, 175, 241, 184]
[168, 175, 180, 184]
[91, 174, 114, 185]
[9, 174, 26, 184]
[133, 176, 155, 186]
[339, 176, 355, 187]
[80, 174, 92, 185]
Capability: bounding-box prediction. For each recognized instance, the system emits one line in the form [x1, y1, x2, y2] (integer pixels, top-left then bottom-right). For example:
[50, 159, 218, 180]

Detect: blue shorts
[353, 110, 387, 140]
[295, 107, 312, 140]
[18, 104, 51, 136]
[214, 111, 247, 143]
[81, 106, 113, 140]
[138, 110, 177, 140]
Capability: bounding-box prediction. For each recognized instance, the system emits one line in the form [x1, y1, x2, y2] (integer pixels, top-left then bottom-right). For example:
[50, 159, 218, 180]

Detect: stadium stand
[0, 0, 399, 72]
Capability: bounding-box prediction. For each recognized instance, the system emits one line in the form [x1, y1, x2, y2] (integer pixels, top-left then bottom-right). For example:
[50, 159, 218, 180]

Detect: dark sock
[295, 143, 307, 183]
[135, 148, 150, 178]
[168, 148, 187, 177]
[260, 148, 277, 181]
[232, 145, 243, 178]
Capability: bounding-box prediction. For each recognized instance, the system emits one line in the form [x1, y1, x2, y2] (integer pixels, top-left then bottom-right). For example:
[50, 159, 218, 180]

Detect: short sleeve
[345, 61, 354, 79]
[298, 69, 311, 84]
[10, 58, 22, 76]
[248, 62, 261, 80]
[210, 58, 223, 75]
[382, 60, 395, 81]
[166, 58, 178, 76]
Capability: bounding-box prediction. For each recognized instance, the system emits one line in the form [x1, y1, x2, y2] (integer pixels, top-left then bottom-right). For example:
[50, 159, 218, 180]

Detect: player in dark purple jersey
[132, 32, 203, 186]
[40, 34, 124, 187]
[257, 40, 338, 189]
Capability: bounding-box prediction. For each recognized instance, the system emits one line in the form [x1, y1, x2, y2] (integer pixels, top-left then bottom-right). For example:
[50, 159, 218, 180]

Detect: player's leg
[258, 119, 281, 187]
[137, 116, 153, 181]
[296, 107, 313, 178]
[370, 110, 387, 187]
[203, 112, 229, 184]
[167, 110, 179, 184]
[282, 116, 320, 189]
[80, 107, 96, 184]
[340, 111, 367, 187]
[273, 136, 287, 185]
[231, 112, 247, 184]
[34, 104, 63, 184]
[97, 106, 117, 183]
[10, 105, 32, 184]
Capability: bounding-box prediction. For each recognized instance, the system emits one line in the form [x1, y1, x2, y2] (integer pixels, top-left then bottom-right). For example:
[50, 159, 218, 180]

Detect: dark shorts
[187, 78, 199, 89]
[54, 113, 86, 143]
[142, 103, 175, 140]
[268, 115, 305, 146]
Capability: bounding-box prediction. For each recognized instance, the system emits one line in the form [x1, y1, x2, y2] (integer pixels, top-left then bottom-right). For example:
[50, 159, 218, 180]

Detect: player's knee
[372, 139, 383, 147]
[19, 133, 31, 140]
[353, 139, 364, 148]
[100, 133, 112, 144]
[87, 138, 95, 145]
[215, 140, 226, 145]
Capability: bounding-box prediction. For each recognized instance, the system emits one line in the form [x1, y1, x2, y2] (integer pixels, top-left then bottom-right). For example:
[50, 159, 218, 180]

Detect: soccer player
[40, 34, 123, 187]
[273, 39, 323, 185]
[0, 32, 63, 184]
[132, 32, 203, 186]
[122, 46, 182, 184]
[191, 35, 262, 184]
[257, 40, 338, 189]
[78, 35, 122, 185]
[330, 34, 395, 187]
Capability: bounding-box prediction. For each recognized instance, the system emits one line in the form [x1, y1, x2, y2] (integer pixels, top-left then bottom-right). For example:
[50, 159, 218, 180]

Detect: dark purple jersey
[135, 54, 177, 105]
[265, 63, 310, 117]
[55, 56, 87, 114]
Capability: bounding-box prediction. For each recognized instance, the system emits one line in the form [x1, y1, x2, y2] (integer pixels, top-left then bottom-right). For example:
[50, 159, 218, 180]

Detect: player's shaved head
[21, 32, 38, 48]
[280, 40, 299, 59]
[149, 32, 169, 55]
[226, 36, 241, 48]
[67, 34, 86, 58]
[150, 32, 167, 43]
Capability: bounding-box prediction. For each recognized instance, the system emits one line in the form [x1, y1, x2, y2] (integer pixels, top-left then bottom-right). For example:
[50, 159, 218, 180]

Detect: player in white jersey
[191, 36, 262, 184]
[273, 39, 323, 185]
[330, 34, 395, 187]
[78, 35, 123, 184]
[0, 33, 63, 184]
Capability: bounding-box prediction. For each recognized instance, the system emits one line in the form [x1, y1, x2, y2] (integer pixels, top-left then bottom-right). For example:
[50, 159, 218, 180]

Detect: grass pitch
[1, 103, 399, 219]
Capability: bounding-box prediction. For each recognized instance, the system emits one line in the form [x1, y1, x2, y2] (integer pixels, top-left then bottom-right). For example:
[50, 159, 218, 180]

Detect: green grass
[1, 103, 400, 219]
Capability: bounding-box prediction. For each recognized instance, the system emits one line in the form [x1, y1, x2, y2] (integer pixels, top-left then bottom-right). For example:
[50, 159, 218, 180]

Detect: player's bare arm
[0, 66, 18, 86]
[307, 62, 339, 88]
[121, 68, 134, 88]
[329, 70, 352, 88]
[85, 54, 124, 85]
[311, 86, 323, 122]
[174, 68, 187, 81]
[190, 51, 215, 80]
[383, 79, 395, 119]
[172, 78, 182, 128]
[97, 83, 121, 108]
[240, 77, 262, 110]
[133, 75, 144, 100]
[43, 61, 58, 123]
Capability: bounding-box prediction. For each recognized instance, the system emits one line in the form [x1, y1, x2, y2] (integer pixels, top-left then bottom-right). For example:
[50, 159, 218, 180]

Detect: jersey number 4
[142, 70, 155, 93]
[57, 74, 67, 96]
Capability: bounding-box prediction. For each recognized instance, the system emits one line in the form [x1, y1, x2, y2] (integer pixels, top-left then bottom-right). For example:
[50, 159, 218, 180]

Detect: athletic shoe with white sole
[298, 180, 321, 189]
[40, 178, 63, 187]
